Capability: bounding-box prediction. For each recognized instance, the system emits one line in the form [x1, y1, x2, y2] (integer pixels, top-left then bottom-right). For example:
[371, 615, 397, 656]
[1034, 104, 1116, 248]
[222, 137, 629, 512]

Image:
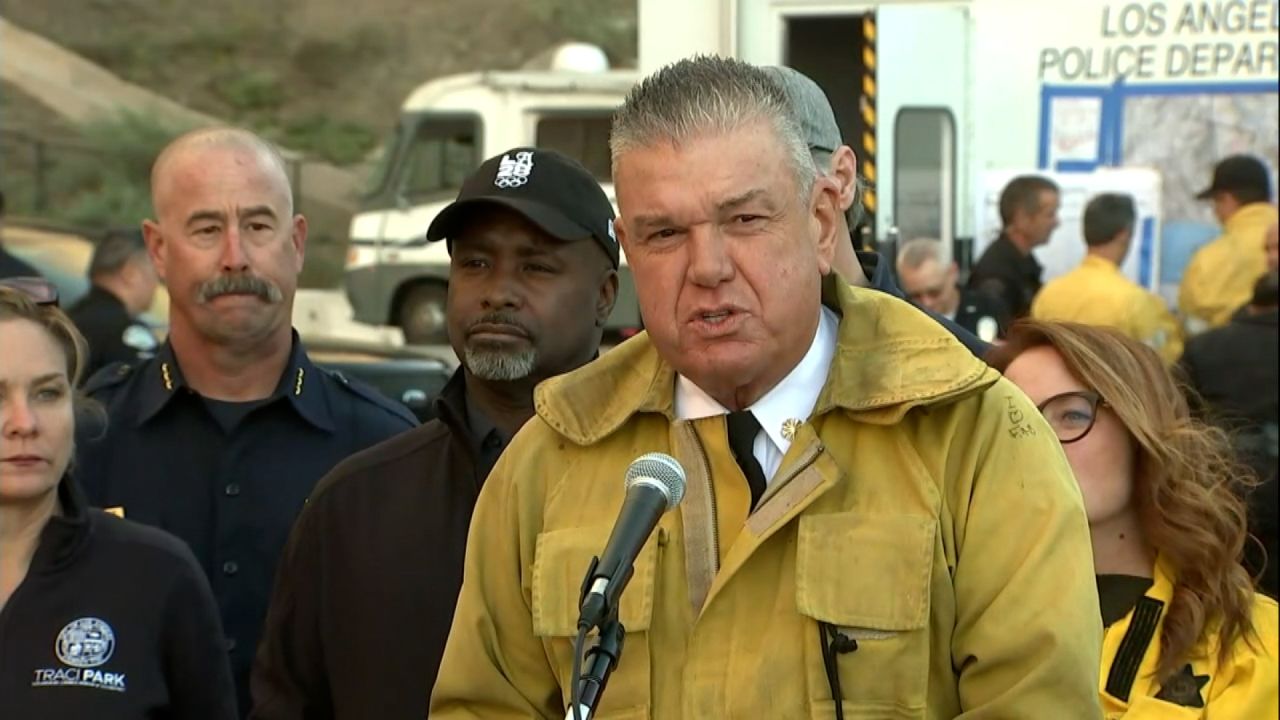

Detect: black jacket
[953, 287, 1010, 342]
[967, 233, 1043, 320]
[1180, 307, 1278, 597]
[1180, 308, 1279, 434]
[857, 251, 992, 357]
[0, 478, 237, 720]
[250, 370, 486, 720]
[75, 335, 418, 715]
[66, 286, 157, 380]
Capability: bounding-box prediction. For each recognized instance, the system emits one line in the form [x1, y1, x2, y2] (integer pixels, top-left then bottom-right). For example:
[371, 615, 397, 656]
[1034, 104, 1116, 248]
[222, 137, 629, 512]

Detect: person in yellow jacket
[995, 320, 1279, 719]
[1033, 193, 1182, 363]
[1179, 155, 1277, 334]
[431, 56, 1104, 719]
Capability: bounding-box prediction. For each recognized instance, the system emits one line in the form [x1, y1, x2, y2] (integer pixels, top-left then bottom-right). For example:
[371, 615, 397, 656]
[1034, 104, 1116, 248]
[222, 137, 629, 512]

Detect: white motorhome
[344, 45, 641, 343]
[641, 0, 1278, 293]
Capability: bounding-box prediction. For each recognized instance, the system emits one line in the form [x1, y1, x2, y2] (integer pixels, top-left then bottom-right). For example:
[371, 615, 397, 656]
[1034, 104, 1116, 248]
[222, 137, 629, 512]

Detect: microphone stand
[566, 557, 627, 720]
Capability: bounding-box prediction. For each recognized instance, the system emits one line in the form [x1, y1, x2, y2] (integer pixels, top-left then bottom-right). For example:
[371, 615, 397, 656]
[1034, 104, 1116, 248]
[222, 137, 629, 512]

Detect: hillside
[0, 0, 637, 165]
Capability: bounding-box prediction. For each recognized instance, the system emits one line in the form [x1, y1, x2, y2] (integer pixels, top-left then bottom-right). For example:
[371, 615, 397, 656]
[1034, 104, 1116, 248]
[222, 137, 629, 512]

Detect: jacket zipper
[683, 423, 720, 573]
[757, 441, 824, 511]
[701, 436, 720, 573]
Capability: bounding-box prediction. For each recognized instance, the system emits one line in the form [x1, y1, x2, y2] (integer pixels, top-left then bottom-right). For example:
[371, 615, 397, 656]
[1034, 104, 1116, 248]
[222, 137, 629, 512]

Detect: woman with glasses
[989, 319, 1278, 718]
[0, 279, 235, 719]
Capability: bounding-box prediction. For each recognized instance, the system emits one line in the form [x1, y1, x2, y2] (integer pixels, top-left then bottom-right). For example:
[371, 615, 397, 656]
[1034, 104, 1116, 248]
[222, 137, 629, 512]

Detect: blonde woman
[0, 279, 235, 719]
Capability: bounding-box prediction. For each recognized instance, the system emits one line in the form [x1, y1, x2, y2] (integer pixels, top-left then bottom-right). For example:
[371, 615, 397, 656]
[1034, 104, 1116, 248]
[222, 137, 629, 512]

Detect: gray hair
[88, 228, 148, 279]
[896, 237, 945, 271]
[611, 56, 816, 200]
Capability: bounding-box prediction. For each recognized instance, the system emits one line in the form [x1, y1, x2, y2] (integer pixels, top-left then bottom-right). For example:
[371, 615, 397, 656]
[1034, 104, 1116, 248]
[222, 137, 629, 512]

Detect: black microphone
[576, 453, 686, 632]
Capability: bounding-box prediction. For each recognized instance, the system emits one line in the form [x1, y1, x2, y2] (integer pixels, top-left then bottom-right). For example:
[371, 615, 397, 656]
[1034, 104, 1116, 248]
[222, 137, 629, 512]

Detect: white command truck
[344, 46, 641, 344]
[640, 0, 1278, 297]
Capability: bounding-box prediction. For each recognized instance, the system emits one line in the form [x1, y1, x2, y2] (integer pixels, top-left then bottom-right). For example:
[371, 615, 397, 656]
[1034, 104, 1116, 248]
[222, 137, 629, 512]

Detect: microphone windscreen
[624, 453, 687, 509]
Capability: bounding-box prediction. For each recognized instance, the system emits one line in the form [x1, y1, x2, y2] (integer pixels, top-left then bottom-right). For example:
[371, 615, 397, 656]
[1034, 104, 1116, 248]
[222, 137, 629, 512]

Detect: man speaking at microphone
[432, 57, 1103, 718]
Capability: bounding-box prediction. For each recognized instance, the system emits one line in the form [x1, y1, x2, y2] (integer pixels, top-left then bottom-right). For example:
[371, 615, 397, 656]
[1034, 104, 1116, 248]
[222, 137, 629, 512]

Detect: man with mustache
[249, 148, 619, 719]
[74, 127, 417, 716]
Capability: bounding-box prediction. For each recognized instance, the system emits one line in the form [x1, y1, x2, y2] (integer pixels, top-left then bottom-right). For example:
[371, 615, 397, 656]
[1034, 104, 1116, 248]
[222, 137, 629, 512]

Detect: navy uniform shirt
[75, 333, 417, 715]
[66, 286, 159, 381]
[855, 250, 992, 357]
[967, 233, 1044, 320]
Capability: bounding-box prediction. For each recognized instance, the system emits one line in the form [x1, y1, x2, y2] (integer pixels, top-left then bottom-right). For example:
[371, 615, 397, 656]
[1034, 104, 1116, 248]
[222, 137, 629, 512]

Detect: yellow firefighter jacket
[1178, 203, 1277, 334]
[1099, 556, 1279, 718]
[431, 277, 1104, 719]
[1033, 254, 1183, 363]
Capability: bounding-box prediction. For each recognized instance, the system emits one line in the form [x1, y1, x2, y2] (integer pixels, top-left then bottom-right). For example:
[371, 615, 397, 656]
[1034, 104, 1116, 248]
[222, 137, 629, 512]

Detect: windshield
[398, 115, 481, 201]
[360, 126, 401, 198]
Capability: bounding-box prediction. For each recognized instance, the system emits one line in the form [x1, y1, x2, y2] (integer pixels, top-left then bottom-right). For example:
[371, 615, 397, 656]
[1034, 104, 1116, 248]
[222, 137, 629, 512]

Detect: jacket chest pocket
[796, 513, 935, 719]
[532, 525, 660, 720]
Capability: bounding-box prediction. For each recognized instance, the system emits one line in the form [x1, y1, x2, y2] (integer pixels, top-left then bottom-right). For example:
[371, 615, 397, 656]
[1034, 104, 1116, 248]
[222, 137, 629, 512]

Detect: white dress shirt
[674, 306, 839, 483]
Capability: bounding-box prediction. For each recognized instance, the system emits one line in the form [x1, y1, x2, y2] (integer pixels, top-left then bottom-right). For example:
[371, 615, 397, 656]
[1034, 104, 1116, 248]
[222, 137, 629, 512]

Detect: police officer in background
[896, 237, 1008, 343]
[75, 127, 417, 716]
[1033, 193, 1183, 363]
[968, 174, 1060, 319]
[67, 228, 160, 379]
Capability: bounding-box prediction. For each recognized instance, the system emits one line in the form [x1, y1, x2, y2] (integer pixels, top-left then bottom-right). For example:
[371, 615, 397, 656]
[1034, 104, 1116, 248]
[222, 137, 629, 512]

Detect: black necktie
[726, 410, 767, 509]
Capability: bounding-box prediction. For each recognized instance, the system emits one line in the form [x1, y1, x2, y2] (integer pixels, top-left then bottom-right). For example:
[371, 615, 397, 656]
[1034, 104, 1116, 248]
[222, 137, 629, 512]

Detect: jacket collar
[433, 367, 477, 443]
[136, 330, 334, 432]
[535, 273, 997, 446]
[29, 477, 93, 576]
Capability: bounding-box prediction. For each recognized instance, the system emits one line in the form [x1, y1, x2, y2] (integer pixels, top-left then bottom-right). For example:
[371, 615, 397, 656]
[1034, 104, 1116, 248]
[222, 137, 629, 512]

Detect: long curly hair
[988, 320, 1258, 681]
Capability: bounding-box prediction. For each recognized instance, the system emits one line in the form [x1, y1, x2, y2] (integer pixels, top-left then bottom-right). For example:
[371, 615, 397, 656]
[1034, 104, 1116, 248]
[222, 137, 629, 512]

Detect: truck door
[873, 3, 969, 265]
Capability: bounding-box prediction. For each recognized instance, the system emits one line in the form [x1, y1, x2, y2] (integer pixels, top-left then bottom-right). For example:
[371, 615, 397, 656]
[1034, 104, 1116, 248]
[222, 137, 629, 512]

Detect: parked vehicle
[306, 337, 454, 424]
[343, 44, 643, 344]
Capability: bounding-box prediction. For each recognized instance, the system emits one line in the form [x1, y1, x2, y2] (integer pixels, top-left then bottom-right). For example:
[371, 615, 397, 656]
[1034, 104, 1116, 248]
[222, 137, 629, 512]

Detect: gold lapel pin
[782, 418, 802, 441]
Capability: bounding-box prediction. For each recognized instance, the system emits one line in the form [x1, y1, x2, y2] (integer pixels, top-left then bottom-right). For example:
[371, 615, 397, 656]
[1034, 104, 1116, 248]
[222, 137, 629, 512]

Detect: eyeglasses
[0, 276, 59, 307]
[1036, 390, 1106, 444]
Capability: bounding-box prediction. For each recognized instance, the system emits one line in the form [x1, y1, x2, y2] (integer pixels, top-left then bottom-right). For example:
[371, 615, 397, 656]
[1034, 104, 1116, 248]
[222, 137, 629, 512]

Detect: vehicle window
[535, 114, 612, 183]
[893, 108, 956, 246]
[399, 116, 480, 200]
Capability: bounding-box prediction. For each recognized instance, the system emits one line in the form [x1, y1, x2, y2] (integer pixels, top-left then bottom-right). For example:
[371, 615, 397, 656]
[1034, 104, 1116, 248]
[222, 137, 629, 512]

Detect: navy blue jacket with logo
[0, 478, 237, 719]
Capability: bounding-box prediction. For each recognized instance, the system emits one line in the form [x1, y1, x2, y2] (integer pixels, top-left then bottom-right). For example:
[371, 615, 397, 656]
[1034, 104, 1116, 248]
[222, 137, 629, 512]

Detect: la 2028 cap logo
[494, 151, 534, 189]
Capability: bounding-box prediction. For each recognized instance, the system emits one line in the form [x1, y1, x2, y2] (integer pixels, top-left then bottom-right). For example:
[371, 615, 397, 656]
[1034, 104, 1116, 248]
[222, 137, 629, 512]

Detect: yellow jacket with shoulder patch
[430, 277, 1104, 719]
[1178, 203, 1277, 333]
[1099, 556, 1279, 719]
[1032, 255, 1183, 363]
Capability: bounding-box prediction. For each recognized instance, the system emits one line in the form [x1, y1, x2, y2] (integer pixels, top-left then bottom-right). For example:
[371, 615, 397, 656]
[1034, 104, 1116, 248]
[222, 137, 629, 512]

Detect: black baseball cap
[425, 147, 618, 268]
[1196, 154, 1272, 200]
